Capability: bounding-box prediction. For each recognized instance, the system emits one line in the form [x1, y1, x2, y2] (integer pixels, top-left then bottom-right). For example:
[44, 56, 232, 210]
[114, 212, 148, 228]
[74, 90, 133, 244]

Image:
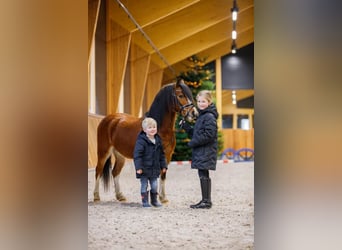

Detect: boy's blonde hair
[196, 90, 213, 104]
[142, 117, 157, 130]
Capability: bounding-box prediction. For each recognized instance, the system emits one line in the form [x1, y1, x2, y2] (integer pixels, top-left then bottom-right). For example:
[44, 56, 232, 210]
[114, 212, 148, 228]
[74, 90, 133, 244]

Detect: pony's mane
[145, 83, 175, 128]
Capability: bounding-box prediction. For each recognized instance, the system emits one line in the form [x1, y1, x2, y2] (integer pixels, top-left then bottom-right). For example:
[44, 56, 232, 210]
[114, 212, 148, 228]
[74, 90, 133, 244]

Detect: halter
[173, 89, 195, 121]
[179, 103, 195, 118]
[162, 85, 197, 152]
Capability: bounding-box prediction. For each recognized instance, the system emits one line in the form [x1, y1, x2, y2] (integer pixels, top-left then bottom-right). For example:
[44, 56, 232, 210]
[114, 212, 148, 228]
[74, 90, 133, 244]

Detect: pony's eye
[178, 94, 184, 98]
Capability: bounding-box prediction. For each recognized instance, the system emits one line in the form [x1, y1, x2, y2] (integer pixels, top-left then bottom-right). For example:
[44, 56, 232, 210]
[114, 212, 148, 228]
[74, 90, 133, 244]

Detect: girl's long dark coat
[133, 131, 167, 178]
[188, 103, 218, 170]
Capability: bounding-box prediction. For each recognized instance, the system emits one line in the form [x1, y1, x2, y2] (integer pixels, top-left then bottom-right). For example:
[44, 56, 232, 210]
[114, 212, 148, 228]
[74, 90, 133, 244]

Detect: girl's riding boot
[190, 177, 212, 209]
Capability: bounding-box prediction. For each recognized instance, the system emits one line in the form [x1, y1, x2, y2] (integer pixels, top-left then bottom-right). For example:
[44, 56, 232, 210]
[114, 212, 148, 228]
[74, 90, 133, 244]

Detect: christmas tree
[171, 55, 224, 161]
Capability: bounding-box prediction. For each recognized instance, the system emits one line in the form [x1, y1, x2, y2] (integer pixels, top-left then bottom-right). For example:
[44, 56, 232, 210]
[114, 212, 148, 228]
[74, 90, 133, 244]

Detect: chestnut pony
[93, 79, 197, 203]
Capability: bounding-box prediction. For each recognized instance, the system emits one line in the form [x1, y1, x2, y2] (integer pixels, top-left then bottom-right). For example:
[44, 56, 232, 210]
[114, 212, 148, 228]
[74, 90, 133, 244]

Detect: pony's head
[146, 79, 198, 128]
[173, 78, 198, 122]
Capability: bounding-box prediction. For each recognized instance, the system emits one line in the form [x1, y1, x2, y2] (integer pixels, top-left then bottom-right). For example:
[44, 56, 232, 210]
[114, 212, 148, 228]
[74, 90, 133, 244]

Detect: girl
[185, 90, 218, 209]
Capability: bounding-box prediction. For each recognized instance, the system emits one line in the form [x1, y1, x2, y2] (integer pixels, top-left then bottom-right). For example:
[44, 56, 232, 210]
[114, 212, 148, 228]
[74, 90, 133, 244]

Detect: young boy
[133, 117, 167, 207]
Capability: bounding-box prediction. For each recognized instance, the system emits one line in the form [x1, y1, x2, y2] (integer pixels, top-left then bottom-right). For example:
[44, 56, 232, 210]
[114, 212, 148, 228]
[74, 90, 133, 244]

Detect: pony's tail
[102, 157, 112, 192]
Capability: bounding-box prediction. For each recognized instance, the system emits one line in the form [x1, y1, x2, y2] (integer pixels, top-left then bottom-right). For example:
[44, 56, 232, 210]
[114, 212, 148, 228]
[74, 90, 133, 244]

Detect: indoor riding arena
[88, 0, 254, 249]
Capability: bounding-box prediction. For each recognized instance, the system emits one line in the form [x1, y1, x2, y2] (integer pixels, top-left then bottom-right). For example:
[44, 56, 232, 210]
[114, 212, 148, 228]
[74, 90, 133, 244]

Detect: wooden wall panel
[221, 129, 235, 150]
[106, 20, 131, 114]
[234, 129, 247, 150]
[221, 129, 254, 151]
[246, 129, 254, 150]
[144, 62, 163, 112]
[129, 44, 150, 116]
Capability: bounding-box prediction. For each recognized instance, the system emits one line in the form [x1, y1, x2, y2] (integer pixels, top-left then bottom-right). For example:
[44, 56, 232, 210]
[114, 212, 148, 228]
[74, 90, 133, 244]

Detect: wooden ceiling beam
[149, 6, 253, 68]
[192, 26, 255, 64]
[108, 0, 254, 72]
[163, 26, 254, 79]
[152, 24, 253, 69]
[131, 0, 253, 53]
[107, 0, 200, 32]
[131, 0, 231, 53]
[106, 0, 254, 81]
[162, 27, 254, 83]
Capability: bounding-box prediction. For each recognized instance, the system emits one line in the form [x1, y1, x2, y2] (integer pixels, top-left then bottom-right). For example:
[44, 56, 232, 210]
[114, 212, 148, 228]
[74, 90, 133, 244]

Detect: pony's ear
[176, 78, 184, 87]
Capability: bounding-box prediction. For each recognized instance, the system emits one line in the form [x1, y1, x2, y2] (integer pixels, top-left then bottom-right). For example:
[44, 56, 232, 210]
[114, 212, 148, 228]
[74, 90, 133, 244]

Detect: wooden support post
[215, 58, 223, 130]
[88, 0, 101, 111]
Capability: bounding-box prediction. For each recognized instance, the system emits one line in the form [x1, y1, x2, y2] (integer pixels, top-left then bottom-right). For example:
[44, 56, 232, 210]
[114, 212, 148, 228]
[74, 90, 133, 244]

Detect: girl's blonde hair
[196, 90, 213, 104]
[142, 117, 157, 130]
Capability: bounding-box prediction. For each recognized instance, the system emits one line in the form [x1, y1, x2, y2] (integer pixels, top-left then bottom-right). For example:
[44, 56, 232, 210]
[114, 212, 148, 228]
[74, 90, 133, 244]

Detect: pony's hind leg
[93, 170, 101, 202]
[93, 147, 113, 202]
[112, 150, 126, 201]
[159, 171, 169, 203]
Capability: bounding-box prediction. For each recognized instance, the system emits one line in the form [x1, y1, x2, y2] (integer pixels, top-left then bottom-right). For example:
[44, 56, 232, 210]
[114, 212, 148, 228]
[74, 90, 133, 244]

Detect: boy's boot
[150, 191, 162, 207]
[190, 177, 212, 209]
[141, 191, 151, 207]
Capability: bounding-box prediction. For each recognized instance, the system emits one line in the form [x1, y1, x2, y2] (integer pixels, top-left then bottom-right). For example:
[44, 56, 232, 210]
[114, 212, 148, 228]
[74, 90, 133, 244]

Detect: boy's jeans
[140, 177, 158, 193]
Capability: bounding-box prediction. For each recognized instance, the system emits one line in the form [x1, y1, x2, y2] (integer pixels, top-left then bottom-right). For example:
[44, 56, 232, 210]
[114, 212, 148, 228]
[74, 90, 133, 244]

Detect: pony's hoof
[116, 193, 127, 202]
[159, 197, 169, 204]
[94, 193, 100, 202]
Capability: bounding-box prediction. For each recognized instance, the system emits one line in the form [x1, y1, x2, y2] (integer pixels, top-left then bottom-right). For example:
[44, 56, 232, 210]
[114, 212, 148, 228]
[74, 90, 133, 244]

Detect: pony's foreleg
[112, 151, 126, 201]
[159, 172, 169, 203]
